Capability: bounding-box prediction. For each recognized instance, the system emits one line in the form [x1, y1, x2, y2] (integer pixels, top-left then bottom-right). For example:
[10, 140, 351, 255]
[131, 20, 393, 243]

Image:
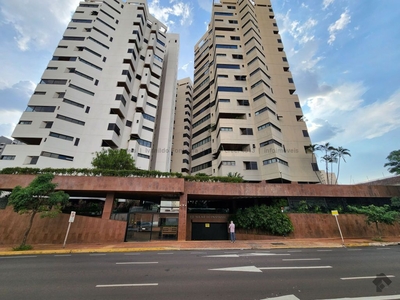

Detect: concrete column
[178, 193, 187, 241]
[102, 192, 115, 220]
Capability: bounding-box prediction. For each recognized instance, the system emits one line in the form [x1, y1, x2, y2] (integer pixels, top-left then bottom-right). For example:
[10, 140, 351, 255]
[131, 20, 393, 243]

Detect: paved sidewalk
[1, 238, 399, 256]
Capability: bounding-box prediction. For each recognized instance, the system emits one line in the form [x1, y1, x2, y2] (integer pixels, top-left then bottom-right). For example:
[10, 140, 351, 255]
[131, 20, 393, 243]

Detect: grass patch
[12, 244, 33, 251]
[371, 237, 384, 242]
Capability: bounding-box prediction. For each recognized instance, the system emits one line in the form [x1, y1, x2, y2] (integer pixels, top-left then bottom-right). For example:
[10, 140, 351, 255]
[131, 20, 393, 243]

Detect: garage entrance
[191, 222, 229, 240]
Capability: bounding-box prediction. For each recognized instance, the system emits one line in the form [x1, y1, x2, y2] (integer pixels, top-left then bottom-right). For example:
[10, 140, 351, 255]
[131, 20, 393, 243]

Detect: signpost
[331, 210, 345, 246]
[63, 211, 76, 248]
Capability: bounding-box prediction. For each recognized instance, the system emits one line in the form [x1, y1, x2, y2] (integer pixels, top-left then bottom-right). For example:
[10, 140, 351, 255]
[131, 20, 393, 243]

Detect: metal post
[334, 215, 345, 246]
[63, 222, 72, 248]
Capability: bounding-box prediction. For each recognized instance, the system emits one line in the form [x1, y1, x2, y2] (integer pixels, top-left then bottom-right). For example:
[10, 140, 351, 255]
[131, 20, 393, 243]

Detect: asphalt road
[1, 246, 400, 300]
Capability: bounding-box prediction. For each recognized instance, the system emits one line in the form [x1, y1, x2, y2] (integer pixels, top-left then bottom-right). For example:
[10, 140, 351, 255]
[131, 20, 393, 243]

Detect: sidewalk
[1, 238, 399, 256]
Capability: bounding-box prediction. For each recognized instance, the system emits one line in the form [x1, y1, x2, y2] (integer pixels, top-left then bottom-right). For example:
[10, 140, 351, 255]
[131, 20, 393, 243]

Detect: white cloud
[305, 84, 400, 144]
[322, 0, 335, 10]
[0, 0, 80, 51]
[327, 9, 351, 45]
[197, 0, 214, 12]
[277, 10, 317, 45]
[0, 109, 23, 138]
[149, 0, 193, 30]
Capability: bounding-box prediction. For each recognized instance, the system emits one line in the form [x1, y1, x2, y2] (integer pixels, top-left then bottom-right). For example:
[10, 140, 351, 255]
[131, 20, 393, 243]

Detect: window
[263, 158, 289, 166]
[295, 102, 301, 108]
[244, 161, 258, 170]
[138, 153, 150, 159]
[234, 75, 246, 81]
[0, 155, 16, 160]
[240, 128, 253, 135]
[229, 20, 238, 24]
[49, 132, 74, 141]
[26, 106, 56, 112]
[260, 139, 282, 148]
[216, 64, 240, 69]
[34, 91, 46, 95]
[232, 54, 243, 59]
[214, 12, 233, 16]
[258, 122, 281, 132]
[18, 120, 32, 125]
[143, 113, 155, 122]
[41, 151, 73, 161]
[136, 139, 152, 148]
[302, 130, 309, 137]
[107, 123, 121, 136]
[115, 94, 127, 106]
[40, 79, 67, 85]
[56, 114, 85, 126]
[222, 161, 236, 166]
[216, 44, 238, 49]
[69, 84, 95, 96]
[288, 78, 294, 83]
[63, 98, 84, 108]
[237, 100, 249, 106]
[217, 86, 243, 93]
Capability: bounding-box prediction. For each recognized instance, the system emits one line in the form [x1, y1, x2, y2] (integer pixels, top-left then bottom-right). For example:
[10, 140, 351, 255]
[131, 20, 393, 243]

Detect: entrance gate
[125, 212, 178, 242]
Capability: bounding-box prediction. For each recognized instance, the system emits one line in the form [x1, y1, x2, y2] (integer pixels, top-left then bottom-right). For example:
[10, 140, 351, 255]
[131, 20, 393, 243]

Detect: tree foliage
[384, 149, 400, 175]
[347, 204, 399, 238]
[8, 173, 69, 247]
[91, 148, 136, 170]
[232, 205, 294, 236]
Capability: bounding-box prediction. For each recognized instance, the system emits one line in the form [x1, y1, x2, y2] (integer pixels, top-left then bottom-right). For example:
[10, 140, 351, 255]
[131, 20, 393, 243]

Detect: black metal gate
[191, 222, 229, 240]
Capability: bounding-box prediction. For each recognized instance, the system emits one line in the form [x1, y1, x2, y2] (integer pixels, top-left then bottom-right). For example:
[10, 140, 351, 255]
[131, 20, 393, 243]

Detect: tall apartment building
[170, 78, 193, 174]
[191, 0, 319, 183]
[0, 0, 179, 172]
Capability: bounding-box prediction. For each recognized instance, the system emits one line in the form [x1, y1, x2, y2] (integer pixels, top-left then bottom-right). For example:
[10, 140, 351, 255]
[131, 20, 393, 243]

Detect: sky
[0, 0, 399, 184]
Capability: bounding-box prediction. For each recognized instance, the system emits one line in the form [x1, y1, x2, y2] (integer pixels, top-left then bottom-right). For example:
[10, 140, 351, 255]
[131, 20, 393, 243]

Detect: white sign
[69, 211, 76, 223]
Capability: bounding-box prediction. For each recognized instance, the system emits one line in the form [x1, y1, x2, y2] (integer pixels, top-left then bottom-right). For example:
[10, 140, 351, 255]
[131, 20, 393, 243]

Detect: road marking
[317, 294, 400, 299]
[262, 295, 300, 300]
[260, 266, 332, 270]
[116, 262, 158, 265]
[124, 253, 141, 255]
[205, 253, 290, 258]
[377, 248, 391, 250]
[54, 255, 71, 257]
[191, 251, 207, 254]
[287, 250, 302, 253]
[347, 249, 362, 251]
[210, 265, 332, 272]
[96, 283, 158, 288]
[282, 258, 321, 261]
[158, 252, 174, 255]
[341, 275, 395, 280]
[90, 254, 106, 256]
[317, 250, 332, 252]
[0, 256, 37, 259]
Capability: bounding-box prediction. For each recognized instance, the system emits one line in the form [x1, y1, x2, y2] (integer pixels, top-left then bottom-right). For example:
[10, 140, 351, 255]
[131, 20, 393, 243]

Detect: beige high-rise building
[0, 0, 179, 172]
[190, 0, 319, 183]
[170, 78, 193, 174]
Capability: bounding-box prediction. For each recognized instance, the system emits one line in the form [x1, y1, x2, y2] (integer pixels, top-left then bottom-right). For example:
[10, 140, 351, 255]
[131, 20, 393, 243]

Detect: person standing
[228, 221, 236, 243]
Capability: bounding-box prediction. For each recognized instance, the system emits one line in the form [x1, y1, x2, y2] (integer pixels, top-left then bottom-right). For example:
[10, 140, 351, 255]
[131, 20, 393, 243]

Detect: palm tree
[305, 144, 321, 183]
[329, 151, 338, 184]
[317, 143, 335, 184]
[334, 147, 351, 184]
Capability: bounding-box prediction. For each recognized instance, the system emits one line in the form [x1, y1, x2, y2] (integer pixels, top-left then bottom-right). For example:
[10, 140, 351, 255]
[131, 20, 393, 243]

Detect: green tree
[384, 150, 400, 175]
[233, 205, 294, 236]
[391, 197, 400, 211]
[8, 174, 69, 248]
[317, 143, 335, 184]
[348, 205, 399, 239]
[91, 148, 136, 170]
[334, 147, 351, 184]
[227, 172, 243, 179]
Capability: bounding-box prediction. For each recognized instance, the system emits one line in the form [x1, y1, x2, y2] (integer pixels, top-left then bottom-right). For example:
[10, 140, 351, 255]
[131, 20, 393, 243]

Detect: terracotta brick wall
[0, 206, 126, 245]
[288, 213, 400, 239]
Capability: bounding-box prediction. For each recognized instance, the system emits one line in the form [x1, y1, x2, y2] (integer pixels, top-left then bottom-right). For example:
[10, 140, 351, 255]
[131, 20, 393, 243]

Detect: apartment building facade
[0, 0, 179, 172]
[190, 0, 319, 183]
[170, 78, 193, 174]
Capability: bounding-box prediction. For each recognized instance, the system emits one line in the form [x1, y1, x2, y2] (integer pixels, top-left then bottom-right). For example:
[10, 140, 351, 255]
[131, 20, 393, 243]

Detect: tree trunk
[336, 157, 341, 184]
[326, 161, 329, 185]
[21, 211, 36, 246]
